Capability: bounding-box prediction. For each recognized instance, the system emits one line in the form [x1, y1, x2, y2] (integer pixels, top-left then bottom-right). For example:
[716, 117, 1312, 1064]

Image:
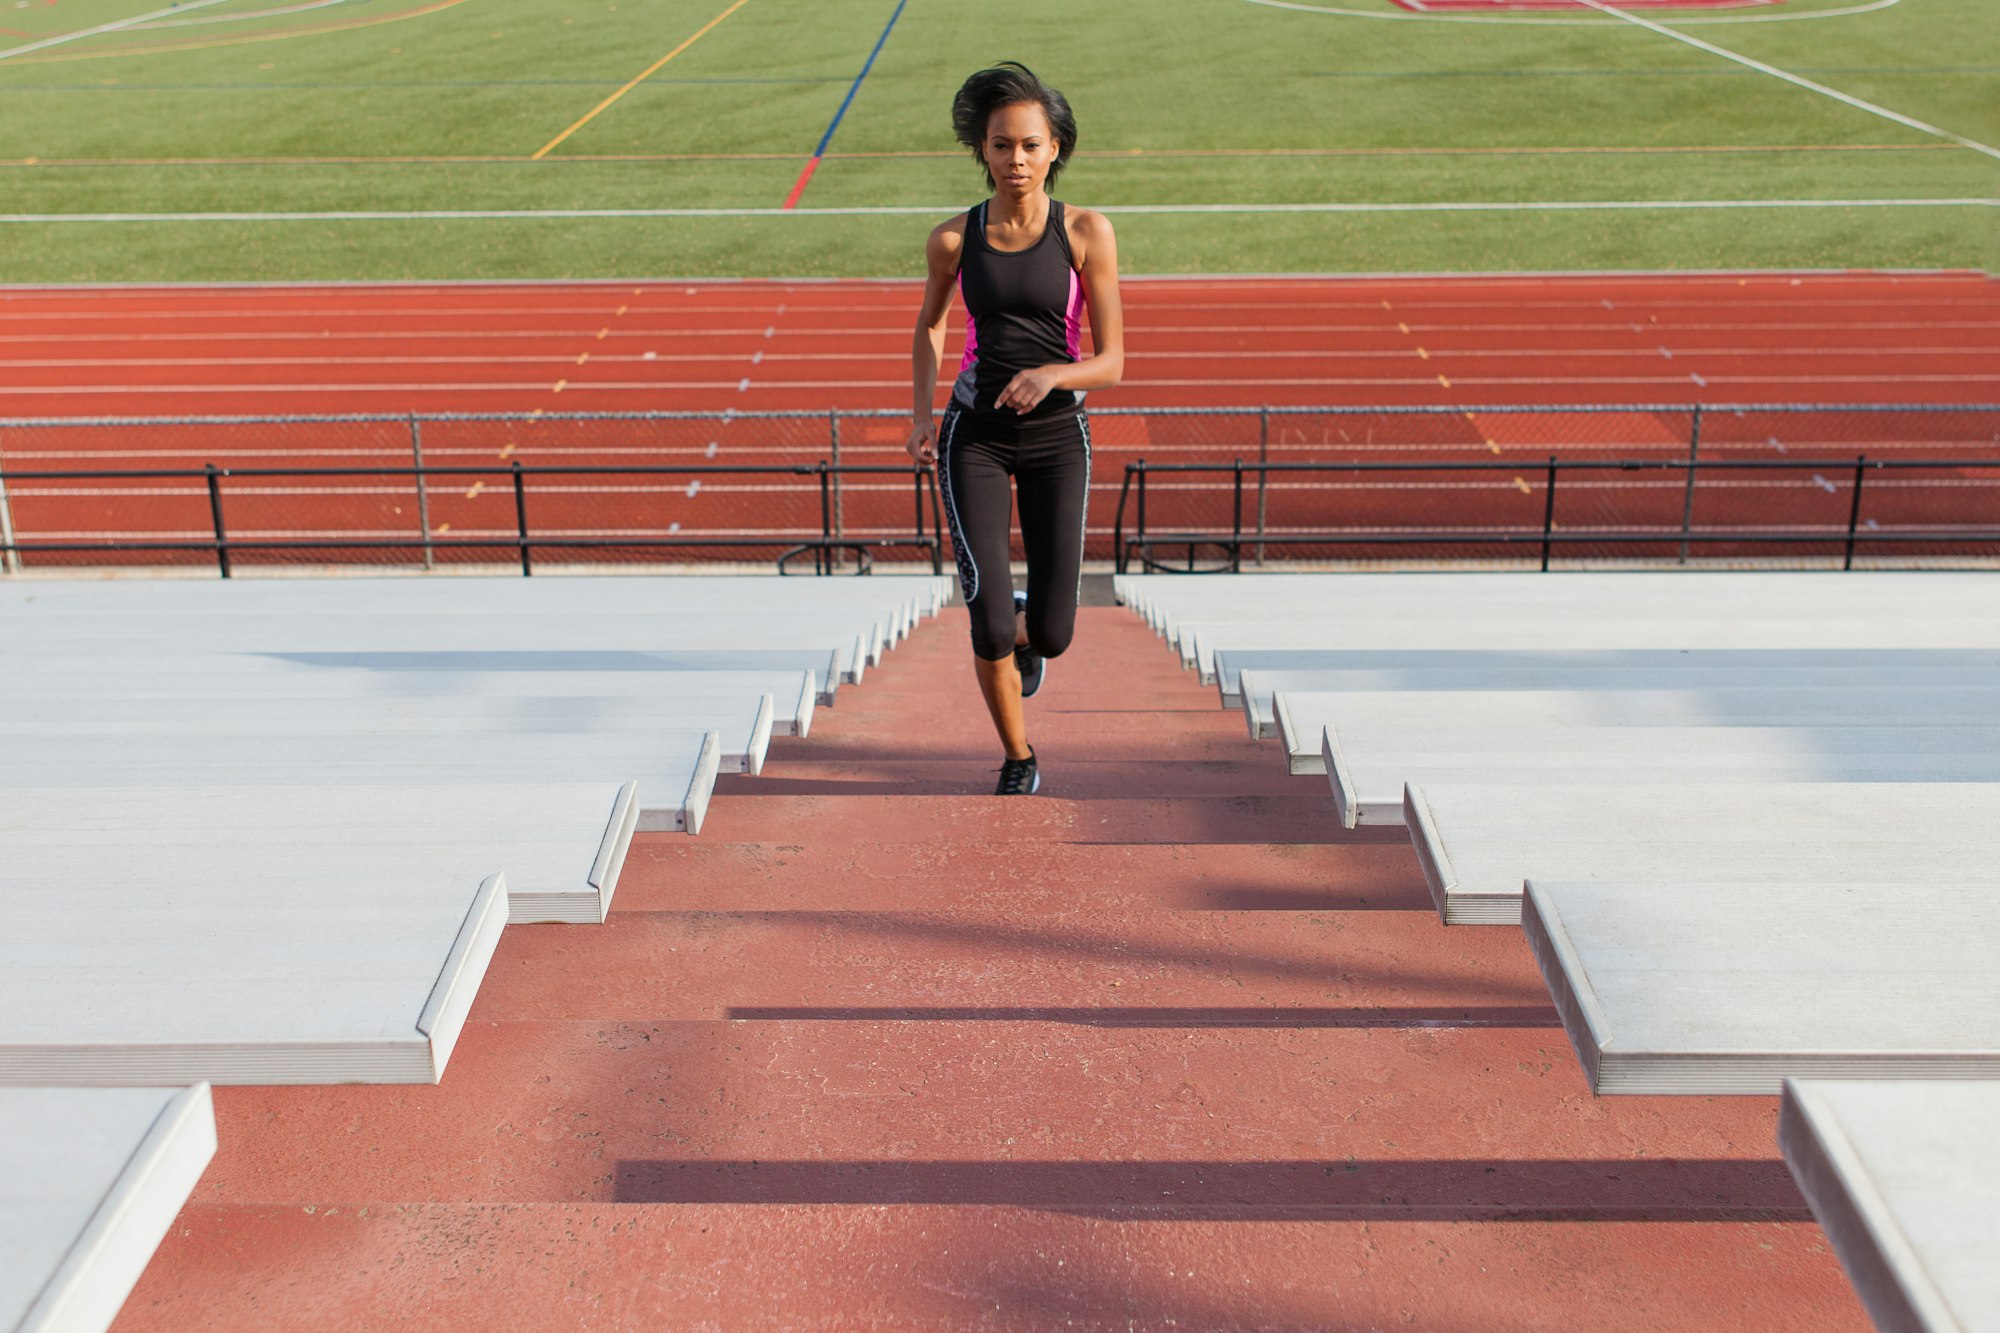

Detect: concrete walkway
[115, 607, 1866, 1330]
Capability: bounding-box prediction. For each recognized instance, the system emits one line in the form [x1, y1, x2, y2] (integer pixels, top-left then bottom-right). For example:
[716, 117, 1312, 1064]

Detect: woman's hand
[906, 417, 938, 465]
[995, 366, 1063, 415]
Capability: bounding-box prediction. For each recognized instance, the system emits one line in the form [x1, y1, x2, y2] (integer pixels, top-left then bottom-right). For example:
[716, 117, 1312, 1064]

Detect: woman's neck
[985, 190, 1050, 231]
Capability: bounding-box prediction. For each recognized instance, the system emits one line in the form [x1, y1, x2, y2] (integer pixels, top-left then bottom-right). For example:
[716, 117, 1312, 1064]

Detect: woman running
[906, 62, 1124, 796]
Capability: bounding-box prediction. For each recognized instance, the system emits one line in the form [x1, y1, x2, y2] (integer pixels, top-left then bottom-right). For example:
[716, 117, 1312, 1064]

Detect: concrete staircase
[115, 608, 1867, 1330]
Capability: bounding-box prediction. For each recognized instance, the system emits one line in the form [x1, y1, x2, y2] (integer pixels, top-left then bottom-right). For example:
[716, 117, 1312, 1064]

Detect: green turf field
[0, 0, 1993, 280]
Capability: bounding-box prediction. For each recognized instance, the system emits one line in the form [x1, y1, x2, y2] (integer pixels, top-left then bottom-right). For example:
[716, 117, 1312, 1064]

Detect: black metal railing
[1112, 454, 2000, 574]
[4, 403, 1998, 576]
[0, 461, 945, 577]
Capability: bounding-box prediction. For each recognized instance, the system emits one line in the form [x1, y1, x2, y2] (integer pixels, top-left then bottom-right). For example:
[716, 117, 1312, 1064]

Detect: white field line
[1243, 0, 1905, 25]
[2, 198, 1995, 223]
[1578, 0, 2000, 161]
[131, 0, 355, 31]
[0, 0, 239, 62]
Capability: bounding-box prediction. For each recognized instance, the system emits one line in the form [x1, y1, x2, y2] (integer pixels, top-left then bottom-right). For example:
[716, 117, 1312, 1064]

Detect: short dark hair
[951, 62, 1078, 190]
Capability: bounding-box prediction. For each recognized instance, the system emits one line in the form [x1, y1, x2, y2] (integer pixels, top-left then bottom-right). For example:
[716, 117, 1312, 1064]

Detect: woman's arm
[993, 208, 1124, 414]
[907, 219, 965, 464]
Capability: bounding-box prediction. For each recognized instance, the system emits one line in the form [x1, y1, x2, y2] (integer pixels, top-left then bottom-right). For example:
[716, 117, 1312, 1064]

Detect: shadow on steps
[611, 1157, 1808, 1221]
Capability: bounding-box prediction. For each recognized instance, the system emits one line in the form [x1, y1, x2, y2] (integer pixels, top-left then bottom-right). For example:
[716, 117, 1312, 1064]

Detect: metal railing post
[1112, 464, 1133, 575]
[409, 414, 434, 570]
[817, 460, 834, 576]
[829, 411, 844, 569]
[1540, 455, 1558, 572]
[0, 441, 20, 575]
[1231, 457, 1245, 573]
[1255, 407, 1270, 566]
[1135, 459, 1147, 571]
[511, 459, 532, 576]
[1844, 453, 1869, 571]
[1678, 404, 1702, 565]
[205, 463, 231, 578]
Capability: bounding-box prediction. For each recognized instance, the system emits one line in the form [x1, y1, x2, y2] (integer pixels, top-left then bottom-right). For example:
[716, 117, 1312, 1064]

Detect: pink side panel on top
[1065, 268, 1085, 361]
[957, 272, 979, 374]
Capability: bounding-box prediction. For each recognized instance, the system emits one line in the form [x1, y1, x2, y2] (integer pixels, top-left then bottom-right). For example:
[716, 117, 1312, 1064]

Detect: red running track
[2, 271, 1997, 421]
[2, 272, 1994, 569]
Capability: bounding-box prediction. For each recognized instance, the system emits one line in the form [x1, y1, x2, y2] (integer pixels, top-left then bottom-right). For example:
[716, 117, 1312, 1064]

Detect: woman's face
[982, 101, 1059, 198]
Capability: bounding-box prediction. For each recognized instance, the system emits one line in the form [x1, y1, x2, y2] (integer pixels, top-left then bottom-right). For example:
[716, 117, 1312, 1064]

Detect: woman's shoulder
[1059, 204, 1115, 266]
[1061, 203, 1112, 233]
[925, 210, 973, 264]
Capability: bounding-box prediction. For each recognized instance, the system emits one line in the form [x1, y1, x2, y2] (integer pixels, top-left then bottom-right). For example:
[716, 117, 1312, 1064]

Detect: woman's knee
[1029, 611, 1075, 658]
[969, 601, 1016, 661]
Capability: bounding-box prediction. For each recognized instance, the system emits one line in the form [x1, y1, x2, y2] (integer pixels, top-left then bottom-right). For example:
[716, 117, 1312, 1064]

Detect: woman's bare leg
[974, 652, 1030, 760]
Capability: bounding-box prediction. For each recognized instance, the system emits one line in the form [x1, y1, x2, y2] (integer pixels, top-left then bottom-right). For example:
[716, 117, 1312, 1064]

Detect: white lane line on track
[2, 345, 1978, 369]
[0, 0, 238, 62]
[3, 198, 1994, 222]
[0, 281, 1984, 302]
[0, 268, 1982, 293]
[5, 373, 1995, 396]
[1576, 0, 2000, 162]
[7, 299, 1995, 325]
[4, 305, 1993, 324]
[6, 318, 1996, 342]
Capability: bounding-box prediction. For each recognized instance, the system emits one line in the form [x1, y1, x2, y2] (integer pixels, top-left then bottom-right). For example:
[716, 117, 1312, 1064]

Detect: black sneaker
[1012, 591, 1045, 699]
[995, 747, 1040, 795]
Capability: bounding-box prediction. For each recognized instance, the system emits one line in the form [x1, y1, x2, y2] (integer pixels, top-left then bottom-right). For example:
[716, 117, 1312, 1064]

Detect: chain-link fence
[1, 405, 1995, 574]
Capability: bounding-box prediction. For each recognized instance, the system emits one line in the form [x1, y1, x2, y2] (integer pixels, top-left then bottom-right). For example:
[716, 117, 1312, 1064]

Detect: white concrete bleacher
[0, 573, 949, 1081]
[1278, 683, 2000, 777]
[1233, 649, 2000, 739]
[2, 574, 952, 695]
[1520, 877, 2000, 1094]
[0, 786, 611, 1084]
[1260, 678, 2000, 825]
[1, 1085, 214, 1333]
[0, 572, 950, 1326]
[2, 574, 952, 824]
[1325, 721, 2000, 828]
[1113, 571, 2000, 693]
[1117, 571, 2000, 644]
[6, 665, 821, 738]
[1407, 782, 2000, 926]
[4, 784, 640, 927]
[1180, 614, 2000, 685]
[1781, 1080, 2000, 1333]
[0, 708, 758, 831]
[1123, 569, 2000, 1327]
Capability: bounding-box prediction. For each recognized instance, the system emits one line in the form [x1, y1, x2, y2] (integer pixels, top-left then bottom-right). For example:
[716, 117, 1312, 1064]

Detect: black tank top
[950, 199, 1085, 419]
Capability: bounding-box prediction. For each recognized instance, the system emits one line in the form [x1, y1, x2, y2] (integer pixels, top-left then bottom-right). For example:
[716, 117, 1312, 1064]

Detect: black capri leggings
[937, 404, 1092, 662]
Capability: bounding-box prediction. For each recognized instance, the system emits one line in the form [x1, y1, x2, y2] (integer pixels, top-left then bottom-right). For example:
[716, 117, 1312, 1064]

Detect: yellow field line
[14, 0, 472, 63]
[533, 0, 752, 161]
[1, 143, 1957, 169]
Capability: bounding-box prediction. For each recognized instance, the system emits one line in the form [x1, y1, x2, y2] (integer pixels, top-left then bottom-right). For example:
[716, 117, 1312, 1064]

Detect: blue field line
[812, 0, 911, 159]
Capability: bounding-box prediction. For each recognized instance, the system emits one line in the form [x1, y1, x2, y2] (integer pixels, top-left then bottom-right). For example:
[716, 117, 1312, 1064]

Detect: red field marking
[1393, 0, 1774, 8]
